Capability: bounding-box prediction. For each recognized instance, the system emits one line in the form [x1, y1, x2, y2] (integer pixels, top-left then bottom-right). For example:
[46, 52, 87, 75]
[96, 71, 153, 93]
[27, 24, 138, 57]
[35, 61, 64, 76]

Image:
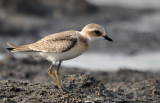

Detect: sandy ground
[0, 56, 160, 102]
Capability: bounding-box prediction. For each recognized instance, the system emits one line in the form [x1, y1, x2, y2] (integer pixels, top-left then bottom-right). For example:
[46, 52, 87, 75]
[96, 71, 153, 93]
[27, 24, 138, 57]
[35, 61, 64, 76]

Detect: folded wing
[7, 31, 78, 53]
[30, 31, 78, 52]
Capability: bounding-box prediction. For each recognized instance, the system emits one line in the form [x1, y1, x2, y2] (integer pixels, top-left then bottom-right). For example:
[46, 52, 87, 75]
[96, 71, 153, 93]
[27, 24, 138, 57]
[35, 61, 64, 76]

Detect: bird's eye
[94, 30, 101, 36]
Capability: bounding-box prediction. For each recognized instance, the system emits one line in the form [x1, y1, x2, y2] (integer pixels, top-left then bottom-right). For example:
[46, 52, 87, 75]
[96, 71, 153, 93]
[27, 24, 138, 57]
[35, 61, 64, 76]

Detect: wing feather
[29, 31, 78, 52]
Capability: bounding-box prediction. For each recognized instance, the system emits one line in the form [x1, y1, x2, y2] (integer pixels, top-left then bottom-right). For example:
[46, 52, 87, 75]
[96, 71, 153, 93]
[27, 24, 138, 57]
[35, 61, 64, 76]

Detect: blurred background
[0, 0, 160, 71]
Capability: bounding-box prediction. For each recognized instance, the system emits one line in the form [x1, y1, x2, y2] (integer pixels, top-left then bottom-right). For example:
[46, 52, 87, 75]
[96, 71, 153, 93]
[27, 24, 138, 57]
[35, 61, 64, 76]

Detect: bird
[7, 23, 113, 92]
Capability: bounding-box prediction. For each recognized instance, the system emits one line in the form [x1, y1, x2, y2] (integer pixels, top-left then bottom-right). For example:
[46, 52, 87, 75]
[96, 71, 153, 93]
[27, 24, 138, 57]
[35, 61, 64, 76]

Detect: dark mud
[0, 56, 160, 102]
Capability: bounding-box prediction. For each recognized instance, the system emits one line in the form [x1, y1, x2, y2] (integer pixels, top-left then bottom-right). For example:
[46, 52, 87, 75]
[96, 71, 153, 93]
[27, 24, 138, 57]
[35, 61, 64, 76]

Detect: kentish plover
[7, 23, 113, 92]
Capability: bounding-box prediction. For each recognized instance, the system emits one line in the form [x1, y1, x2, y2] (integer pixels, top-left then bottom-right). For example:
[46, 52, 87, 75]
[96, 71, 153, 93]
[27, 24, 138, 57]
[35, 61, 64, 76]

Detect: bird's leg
[48, 63, 58, 86]
[55, 61, 62, 91]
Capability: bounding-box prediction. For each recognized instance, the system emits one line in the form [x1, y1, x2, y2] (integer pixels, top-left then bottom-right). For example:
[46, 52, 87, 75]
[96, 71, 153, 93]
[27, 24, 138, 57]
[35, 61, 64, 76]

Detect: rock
[0, 77, 160, 102]
[0, 0, 97, 36]
[0, 11, 48, 36]
[0, 57, 160, 102]
[0, 0, 96, 17]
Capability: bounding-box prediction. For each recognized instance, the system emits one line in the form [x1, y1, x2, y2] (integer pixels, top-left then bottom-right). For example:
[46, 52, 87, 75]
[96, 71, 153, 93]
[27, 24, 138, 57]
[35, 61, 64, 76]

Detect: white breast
[38, 40, 88, 62]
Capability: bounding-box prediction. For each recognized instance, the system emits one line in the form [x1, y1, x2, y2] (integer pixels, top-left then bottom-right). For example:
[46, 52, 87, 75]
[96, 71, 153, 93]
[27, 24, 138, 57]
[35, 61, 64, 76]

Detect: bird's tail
[7, 42, 30, 52]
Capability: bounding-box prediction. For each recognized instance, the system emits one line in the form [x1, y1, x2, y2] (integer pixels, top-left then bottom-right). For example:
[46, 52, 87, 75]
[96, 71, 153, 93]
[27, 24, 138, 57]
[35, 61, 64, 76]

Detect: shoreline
[1, 51, 160, 72]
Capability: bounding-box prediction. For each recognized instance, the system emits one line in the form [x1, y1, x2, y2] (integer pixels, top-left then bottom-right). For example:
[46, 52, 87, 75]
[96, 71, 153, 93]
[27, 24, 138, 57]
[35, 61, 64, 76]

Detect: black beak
[104, 35, 113, 42]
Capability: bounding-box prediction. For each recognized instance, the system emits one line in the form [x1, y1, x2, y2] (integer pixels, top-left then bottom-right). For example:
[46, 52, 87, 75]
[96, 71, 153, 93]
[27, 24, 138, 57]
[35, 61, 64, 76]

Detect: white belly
[30, 41, 88, 62]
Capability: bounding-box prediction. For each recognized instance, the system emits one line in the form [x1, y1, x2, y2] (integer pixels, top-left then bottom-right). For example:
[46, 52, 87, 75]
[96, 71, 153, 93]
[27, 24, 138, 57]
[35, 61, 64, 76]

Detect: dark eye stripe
[94, 30, 101, 36]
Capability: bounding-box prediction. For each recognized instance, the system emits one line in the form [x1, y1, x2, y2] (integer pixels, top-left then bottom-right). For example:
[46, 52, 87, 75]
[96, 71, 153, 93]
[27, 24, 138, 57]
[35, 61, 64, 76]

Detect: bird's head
[81, 23, 113, 42]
